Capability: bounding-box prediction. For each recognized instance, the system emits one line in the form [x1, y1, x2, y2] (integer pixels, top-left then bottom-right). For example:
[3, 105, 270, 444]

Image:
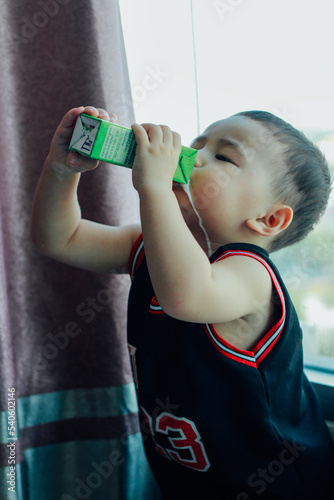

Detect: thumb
[67, 151, 99, 171]
[68, 151, 82, 166]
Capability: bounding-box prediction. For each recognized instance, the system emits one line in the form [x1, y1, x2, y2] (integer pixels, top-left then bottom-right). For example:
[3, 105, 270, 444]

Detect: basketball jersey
[127, 235, 334, 499]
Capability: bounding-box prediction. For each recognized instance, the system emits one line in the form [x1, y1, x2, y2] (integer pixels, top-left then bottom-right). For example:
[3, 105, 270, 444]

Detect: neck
[207, 230, 271, 256]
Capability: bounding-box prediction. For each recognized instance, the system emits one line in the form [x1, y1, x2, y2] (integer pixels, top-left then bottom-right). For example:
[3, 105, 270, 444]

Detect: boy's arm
[131, 123, 272, 323]
[31, 107, 140, 274]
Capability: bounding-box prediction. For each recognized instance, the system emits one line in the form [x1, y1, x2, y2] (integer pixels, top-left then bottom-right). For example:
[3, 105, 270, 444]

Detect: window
[119, 0, 334, 400]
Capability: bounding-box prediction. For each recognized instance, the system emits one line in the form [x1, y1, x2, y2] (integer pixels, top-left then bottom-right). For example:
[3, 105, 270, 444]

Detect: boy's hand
[131, 123, 181, 191]
[47, 106, 118, 177]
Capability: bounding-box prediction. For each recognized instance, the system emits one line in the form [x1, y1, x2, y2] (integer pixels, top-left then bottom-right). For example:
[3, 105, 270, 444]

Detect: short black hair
[235, 110, 332, 252]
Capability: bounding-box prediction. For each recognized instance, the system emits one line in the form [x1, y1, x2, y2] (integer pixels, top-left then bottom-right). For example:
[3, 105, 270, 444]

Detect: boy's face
[173, 115, 284, 252]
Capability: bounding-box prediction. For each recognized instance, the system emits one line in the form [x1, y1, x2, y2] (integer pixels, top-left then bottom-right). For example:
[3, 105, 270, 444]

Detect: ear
[246, 205, 293, 237]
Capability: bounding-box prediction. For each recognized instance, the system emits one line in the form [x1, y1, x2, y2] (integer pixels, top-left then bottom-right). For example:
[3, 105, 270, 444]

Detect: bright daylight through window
[119, 0, 334, 379]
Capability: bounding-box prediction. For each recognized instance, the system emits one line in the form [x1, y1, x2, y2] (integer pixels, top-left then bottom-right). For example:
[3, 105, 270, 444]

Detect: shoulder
[210, 244, 286, 351]
[211, 244, 274, 305]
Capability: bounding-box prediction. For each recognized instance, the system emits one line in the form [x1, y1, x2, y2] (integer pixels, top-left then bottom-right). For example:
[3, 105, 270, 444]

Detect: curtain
[0, 1, 160, 498]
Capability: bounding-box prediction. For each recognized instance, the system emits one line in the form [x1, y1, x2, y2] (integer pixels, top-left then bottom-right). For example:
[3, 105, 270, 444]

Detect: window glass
[120, 0, 334, 371]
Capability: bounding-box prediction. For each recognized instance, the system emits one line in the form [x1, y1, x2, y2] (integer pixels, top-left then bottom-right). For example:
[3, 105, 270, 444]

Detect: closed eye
[215, 154, 236, 165]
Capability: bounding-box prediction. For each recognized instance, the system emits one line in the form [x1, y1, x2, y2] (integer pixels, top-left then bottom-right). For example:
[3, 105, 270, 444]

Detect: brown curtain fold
[0, 1, 159, 498]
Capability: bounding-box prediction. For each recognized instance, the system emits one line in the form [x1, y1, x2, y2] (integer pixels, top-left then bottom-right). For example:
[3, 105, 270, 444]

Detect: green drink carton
[69, 113, 197, 184]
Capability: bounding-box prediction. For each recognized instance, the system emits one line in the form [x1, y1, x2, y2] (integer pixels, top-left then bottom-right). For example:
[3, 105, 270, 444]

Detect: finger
[95, 108, 118, 123]
[131, 123, 150, 146]
[140, 123, 163, 143]
[172, 131, 182, 151]
[96, 108, 110, 121]
[158, 126, 181, 151]
[83, 106, 99, 117]
[159, 125, 173, 145]
[109, 112, 118, 123]
[58, 107, 85, 132]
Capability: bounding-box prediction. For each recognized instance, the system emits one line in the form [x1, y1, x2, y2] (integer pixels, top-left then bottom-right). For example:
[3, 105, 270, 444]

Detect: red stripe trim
[205, 249, 286, 367]
[149, 296, 165, 314]
[129, 233, 144, 279]
[204, 324, 258, 367]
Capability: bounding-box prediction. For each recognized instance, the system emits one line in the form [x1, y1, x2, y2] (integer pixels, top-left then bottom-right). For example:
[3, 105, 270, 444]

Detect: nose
[194, 150, 204, 168]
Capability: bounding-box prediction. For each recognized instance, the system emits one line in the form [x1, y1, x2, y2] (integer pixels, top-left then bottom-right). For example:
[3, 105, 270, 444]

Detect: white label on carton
[70, 115, 100, 155]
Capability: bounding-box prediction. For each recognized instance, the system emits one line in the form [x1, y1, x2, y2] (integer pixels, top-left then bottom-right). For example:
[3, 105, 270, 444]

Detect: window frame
[305, 368, 334, 422]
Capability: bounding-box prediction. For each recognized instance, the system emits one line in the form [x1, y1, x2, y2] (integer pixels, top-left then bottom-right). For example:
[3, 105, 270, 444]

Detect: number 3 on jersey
[141, 407, 211, 472]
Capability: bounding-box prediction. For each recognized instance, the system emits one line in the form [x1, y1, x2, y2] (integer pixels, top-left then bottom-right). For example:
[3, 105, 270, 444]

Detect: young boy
[31, 106, 334, 499]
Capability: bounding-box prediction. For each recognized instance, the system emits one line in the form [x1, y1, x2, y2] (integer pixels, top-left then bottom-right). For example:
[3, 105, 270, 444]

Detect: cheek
[191, 186, 215, 213]
[191, 168, 236, 212]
